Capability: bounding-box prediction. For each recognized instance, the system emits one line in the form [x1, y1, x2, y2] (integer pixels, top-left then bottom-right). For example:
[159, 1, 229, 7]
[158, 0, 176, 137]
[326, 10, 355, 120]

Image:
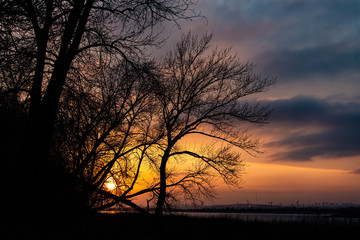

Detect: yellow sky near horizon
[127, 131, 360, 207]
[213, 158, 360, 205]
[165, 127, 360, 205]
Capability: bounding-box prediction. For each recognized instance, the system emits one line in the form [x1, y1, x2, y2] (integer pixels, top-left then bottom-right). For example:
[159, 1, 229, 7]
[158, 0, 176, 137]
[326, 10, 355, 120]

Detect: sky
[159, 0, 360, 205]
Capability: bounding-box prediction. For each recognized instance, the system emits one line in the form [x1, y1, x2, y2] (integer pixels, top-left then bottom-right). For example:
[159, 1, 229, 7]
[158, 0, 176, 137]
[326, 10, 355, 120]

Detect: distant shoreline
[170, 206, 360, 217]
[99, 205, 360, 220]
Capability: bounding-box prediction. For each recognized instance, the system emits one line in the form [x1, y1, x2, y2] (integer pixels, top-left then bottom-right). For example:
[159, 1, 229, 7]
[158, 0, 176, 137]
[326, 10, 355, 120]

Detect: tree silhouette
[149, 32, 276, 215]
[48, 33, 275, 216]
[1, 1, 274, 218]
[0, 0, 198, 217]
[54, 60, 157, 213]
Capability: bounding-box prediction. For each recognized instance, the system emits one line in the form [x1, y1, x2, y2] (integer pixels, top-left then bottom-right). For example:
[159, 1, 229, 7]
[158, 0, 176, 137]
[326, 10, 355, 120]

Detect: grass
[3, 212, 360, 239]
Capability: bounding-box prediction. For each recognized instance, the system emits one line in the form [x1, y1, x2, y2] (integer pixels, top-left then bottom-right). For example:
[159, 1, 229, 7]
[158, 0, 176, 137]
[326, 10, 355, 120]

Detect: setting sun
[105, 178, 117, 191]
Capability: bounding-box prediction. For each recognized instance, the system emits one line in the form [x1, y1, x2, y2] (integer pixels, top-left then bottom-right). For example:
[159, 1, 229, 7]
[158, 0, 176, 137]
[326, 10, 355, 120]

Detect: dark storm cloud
[265, 96, 360, 161]
[203, 0, 360, 43]
[259, 43, 360, 79]
[269, 96, 360, 126]
[196, 1, 360, 161]
[200, 0, 360, 81]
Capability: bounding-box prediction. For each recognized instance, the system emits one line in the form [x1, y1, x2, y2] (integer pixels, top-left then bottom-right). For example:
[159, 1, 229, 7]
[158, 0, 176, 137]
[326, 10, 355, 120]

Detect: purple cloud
[351, 169, 360, 175]
[264, 96, 360, 161]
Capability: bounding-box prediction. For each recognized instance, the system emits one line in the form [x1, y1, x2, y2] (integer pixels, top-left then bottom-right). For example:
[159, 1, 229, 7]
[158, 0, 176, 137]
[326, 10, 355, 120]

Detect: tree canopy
[0, 1, 274, 217]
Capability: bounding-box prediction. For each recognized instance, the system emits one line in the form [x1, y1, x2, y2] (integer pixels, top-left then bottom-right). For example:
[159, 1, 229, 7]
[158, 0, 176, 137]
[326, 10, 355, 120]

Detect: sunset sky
[159, 0, 360, 205]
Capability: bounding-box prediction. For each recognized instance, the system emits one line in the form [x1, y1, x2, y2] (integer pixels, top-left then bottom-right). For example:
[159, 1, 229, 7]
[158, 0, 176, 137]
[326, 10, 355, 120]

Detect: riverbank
[3, 212, 360, 239]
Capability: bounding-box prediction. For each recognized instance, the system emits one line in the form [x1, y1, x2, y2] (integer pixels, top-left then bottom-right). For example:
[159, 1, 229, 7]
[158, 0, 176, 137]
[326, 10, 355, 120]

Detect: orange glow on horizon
[212, 159, 360, 205]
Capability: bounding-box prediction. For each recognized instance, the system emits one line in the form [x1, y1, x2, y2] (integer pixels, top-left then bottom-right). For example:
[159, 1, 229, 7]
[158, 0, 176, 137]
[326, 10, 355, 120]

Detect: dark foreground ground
[3, 212, 360, 240]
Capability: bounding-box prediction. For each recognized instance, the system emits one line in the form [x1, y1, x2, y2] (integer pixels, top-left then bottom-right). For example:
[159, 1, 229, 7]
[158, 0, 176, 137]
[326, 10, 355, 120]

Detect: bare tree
[0, 0, 198, 216]
[147, 32, 276, 215]
[1, 1, 275, 218]
[54, 60, 158, 213]
[42, 32, 275, 216]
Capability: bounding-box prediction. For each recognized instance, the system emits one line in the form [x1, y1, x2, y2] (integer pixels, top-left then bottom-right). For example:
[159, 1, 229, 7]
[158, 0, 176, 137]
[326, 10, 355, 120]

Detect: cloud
[201, 0, 360, 44]
[351, 169, 360, 175]
[264, 96, 360, 161]
[198, 0, 360, 81]
[259, 43, 360, 79]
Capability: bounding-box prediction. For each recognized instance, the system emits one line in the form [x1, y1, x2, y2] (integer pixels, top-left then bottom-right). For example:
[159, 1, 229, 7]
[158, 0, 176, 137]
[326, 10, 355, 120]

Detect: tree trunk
[155, 148, 171, 216]
[19, 1, 94, 217]
[155, 163, 166, 215]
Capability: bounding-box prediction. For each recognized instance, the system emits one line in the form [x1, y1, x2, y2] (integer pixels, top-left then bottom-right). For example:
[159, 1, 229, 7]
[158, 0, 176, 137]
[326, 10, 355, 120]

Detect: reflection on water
[172, 212, 360, 223]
